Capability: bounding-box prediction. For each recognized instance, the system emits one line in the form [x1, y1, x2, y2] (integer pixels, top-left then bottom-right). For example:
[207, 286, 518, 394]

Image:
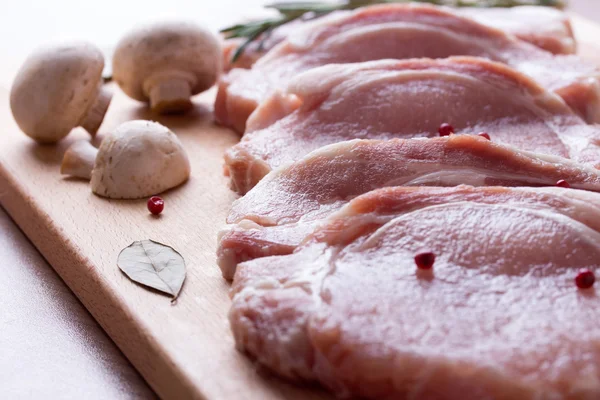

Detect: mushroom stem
[60, 140, 98, 180]
[80, 84, 113, 135]
[148, 78, 193, 114]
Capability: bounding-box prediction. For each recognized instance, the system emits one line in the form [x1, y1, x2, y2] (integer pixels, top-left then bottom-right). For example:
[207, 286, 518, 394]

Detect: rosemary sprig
[221, 0, 566, 62]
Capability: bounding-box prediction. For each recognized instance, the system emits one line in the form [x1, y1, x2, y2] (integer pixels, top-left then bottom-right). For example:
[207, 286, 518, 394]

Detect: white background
[1, 0, 599, 87]
[0, 0, 272, 86]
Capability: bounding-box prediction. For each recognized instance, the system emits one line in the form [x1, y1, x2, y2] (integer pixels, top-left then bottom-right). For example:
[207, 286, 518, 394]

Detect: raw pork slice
[218, 135, 600, 279]
[459, 6, 575, 55]
[230, 185, 600, 399]
[222, 5, 575, 71]
[225, 57, 600, 194]
[215, 3, 598, 133]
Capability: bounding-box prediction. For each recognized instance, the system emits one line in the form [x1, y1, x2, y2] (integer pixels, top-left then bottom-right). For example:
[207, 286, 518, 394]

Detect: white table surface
[0, 208, 156, 399]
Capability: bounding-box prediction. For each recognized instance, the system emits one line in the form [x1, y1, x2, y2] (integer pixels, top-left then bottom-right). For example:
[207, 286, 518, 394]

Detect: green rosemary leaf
[267, 1, 344, 13]
[220, 23, 250, 33]
[231, 25, 272, 61]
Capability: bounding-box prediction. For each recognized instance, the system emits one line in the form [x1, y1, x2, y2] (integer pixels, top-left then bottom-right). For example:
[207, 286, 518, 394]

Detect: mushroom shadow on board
[578, 287, 597, 299]
[129, 101, 213, 132]
[26, 128, 95, 167]
[62, 173, 191, 204]
[26, 141, 69, 167]
[101, 179, 192, 213]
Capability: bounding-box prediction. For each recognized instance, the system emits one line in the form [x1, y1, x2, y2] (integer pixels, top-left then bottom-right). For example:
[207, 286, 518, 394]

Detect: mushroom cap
[112, 21, 222, 102]
[91, 120, 191, 199]
[10, 42, 105, 143]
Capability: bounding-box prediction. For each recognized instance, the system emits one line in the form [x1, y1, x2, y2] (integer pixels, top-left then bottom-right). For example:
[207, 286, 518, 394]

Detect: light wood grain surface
[1, 1, 599, 399]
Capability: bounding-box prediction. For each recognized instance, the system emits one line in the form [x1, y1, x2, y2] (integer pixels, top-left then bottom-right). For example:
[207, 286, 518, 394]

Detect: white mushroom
[10, 42, 112, 144]
[112, 21, 222, 114]
[61, 120, 191, 199]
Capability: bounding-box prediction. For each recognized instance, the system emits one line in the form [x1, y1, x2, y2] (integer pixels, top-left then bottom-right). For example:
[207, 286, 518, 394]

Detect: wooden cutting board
[1, 14, 600, 400]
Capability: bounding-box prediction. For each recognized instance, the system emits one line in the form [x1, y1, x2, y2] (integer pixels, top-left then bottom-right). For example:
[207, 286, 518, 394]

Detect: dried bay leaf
[118, 240, 186, 299]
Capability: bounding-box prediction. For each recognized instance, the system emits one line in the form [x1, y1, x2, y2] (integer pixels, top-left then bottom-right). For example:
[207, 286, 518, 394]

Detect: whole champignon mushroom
[10, 42, 112, 144]
[112, 21, 222, 114]
[61, 120, 191, 199]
